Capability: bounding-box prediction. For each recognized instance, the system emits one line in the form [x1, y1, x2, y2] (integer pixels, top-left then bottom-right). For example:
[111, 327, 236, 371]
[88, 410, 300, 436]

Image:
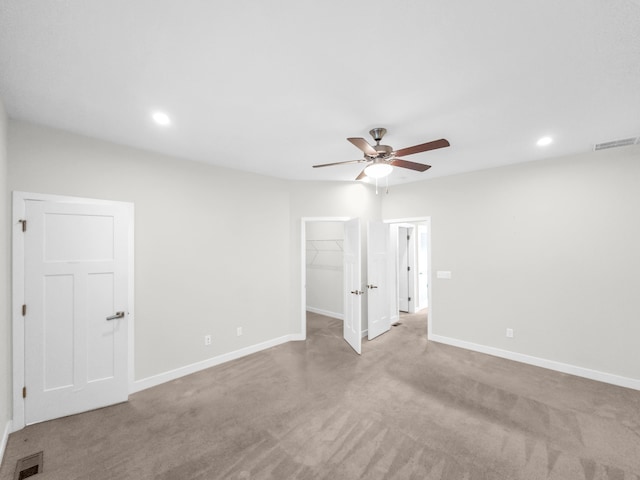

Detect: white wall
[8, 120, 292, 381]
[0, 97, 11, 454]
[305, 221, 343, 319]
[8, 116, 637, 426]
[382, 146, 640, 384]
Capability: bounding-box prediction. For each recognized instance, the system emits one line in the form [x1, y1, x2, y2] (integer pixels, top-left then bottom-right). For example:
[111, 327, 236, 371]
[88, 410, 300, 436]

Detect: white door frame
[384, 217, 432, 338]
[11, 192, 135, 431]
[300, 217, 349, 340]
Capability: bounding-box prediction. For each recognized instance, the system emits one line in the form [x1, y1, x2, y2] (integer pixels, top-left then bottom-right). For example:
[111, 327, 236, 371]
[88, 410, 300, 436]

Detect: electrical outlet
[204, 334, 212, 346]
[237, 327, 243, 337]
[506, 328, 514, 338]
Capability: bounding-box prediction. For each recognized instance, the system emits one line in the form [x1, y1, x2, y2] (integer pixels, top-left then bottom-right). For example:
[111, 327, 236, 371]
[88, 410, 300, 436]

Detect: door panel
[43, 274, 74, 389]
[367, 221, 391, 340]
[25, 200, 129, 425]
[87, 273, 116, 382]
[343, 218, 362, 354]
[44, 213, 114, 261]
[418, 225, 429, 309]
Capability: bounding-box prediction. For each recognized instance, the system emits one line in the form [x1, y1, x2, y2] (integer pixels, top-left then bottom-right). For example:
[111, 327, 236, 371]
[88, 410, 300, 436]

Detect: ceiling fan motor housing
[373, 144, 393, 158]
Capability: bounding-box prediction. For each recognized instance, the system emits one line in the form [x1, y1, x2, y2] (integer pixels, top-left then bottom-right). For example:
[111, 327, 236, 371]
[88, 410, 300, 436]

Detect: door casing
[12, 192, 135, 432]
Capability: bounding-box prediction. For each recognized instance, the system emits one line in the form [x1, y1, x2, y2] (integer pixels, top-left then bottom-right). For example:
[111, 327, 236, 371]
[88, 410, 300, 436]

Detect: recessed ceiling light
[152, 111, 171, 126]
[536, 136, 553, 147]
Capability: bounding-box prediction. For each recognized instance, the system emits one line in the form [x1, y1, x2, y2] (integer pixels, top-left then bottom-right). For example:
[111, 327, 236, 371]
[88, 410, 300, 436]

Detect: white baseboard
[306, 307, 343, 320]
[362, 329, 368, 338]
[130, 334, 296, 394]
[429, 334, 640, 391]
[1, 420, 12, 466]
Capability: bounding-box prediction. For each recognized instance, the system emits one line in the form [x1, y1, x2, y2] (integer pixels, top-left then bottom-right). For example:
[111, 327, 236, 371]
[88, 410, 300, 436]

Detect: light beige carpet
[1, 311, 639, 479]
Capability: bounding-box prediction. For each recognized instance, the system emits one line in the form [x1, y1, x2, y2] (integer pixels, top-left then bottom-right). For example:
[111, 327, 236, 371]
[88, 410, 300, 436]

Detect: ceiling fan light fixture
[364, 162, 393, 179]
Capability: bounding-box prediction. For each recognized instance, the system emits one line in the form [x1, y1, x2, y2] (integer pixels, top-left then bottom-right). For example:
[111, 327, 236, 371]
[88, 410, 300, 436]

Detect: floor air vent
[593, 137, 639, 151]
[14, 452, 43, 480]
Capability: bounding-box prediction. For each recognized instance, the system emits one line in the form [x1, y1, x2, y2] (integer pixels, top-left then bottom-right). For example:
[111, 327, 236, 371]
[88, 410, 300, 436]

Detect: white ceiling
[1, 0, 639, 184]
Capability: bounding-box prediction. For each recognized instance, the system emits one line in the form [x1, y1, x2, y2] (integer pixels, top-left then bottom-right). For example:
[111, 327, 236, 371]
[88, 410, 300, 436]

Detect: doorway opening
[301, 217, 363, 354]
[300, 217, 349, 340]
[385, 217, 431, 337]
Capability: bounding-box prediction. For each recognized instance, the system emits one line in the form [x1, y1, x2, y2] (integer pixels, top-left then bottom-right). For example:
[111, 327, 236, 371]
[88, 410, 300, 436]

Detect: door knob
[106, 311, 125, 321]
[350, 290, 364, 295]
[367, 284, 378, 289]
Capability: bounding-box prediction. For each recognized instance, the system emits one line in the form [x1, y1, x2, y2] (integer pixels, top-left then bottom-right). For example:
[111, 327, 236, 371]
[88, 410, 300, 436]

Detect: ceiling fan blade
[390, 158, 432, 172]
[394, 138, 450, 157]
[355, 168, 367, 181]
[313, 159, 367, 168]
[348, 137, 378, 156]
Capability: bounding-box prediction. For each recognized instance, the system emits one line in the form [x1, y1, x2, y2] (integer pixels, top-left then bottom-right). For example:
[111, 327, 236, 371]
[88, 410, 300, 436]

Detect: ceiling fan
[313, 128, 450, 180]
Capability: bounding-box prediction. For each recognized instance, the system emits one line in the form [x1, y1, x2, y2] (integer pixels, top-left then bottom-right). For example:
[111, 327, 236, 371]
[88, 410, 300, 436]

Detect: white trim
[11, 191, 135, 431]
[11, 195, 26, 431]
[131, 334, 296, 393]
[306, 307, 344, 320]
[429, 334, 640, 391]
[127, 208, 135, 393]
[362, 328, 368, 339]
[1, 420, 12, 463]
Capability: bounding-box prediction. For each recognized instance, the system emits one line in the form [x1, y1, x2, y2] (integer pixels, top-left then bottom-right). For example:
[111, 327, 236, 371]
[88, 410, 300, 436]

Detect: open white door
[367, 221, 391, 340]
[343, 218, 362, 354]
[398, 227, 410, 312]
[24, 199, 129, 424]
[417, 224, 429, 309]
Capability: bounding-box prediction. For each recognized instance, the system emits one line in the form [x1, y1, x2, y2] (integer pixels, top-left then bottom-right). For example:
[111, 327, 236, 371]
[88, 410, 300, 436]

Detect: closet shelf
[306, 239, 343, 269]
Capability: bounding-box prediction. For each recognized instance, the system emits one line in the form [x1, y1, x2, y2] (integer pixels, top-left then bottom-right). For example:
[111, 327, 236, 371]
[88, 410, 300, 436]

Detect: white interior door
[343, 218, 362, 354]
[24, 200, 129, 424]
[418, 224, 429, 309]
[398, 227, 410, 312]
[367, 221, 391, 340]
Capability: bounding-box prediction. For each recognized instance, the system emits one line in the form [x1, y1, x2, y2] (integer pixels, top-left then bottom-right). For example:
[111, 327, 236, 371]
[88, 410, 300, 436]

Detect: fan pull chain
[373, 177, 390, 195]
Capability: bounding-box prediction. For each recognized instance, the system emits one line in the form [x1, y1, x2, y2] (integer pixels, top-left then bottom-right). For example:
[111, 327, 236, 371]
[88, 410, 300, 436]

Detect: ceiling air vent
[593, 137, 639, 151]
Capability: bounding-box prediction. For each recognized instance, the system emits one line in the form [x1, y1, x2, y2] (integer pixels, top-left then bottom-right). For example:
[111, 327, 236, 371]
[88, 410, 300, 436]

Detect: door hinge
[408, 297, 412, 302]
[22, 304, 27, 316]
[407, 234, 410, 240]
[407, 266, 411, 271]
[19, 219, 27, 232]
[22, 387, 27, 398]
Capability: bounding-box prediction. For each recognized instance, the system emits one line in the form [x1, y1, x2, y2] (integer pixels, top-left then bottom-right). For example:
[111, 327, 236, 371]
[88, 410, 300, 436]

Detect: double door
[342, 220, 391, 354]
